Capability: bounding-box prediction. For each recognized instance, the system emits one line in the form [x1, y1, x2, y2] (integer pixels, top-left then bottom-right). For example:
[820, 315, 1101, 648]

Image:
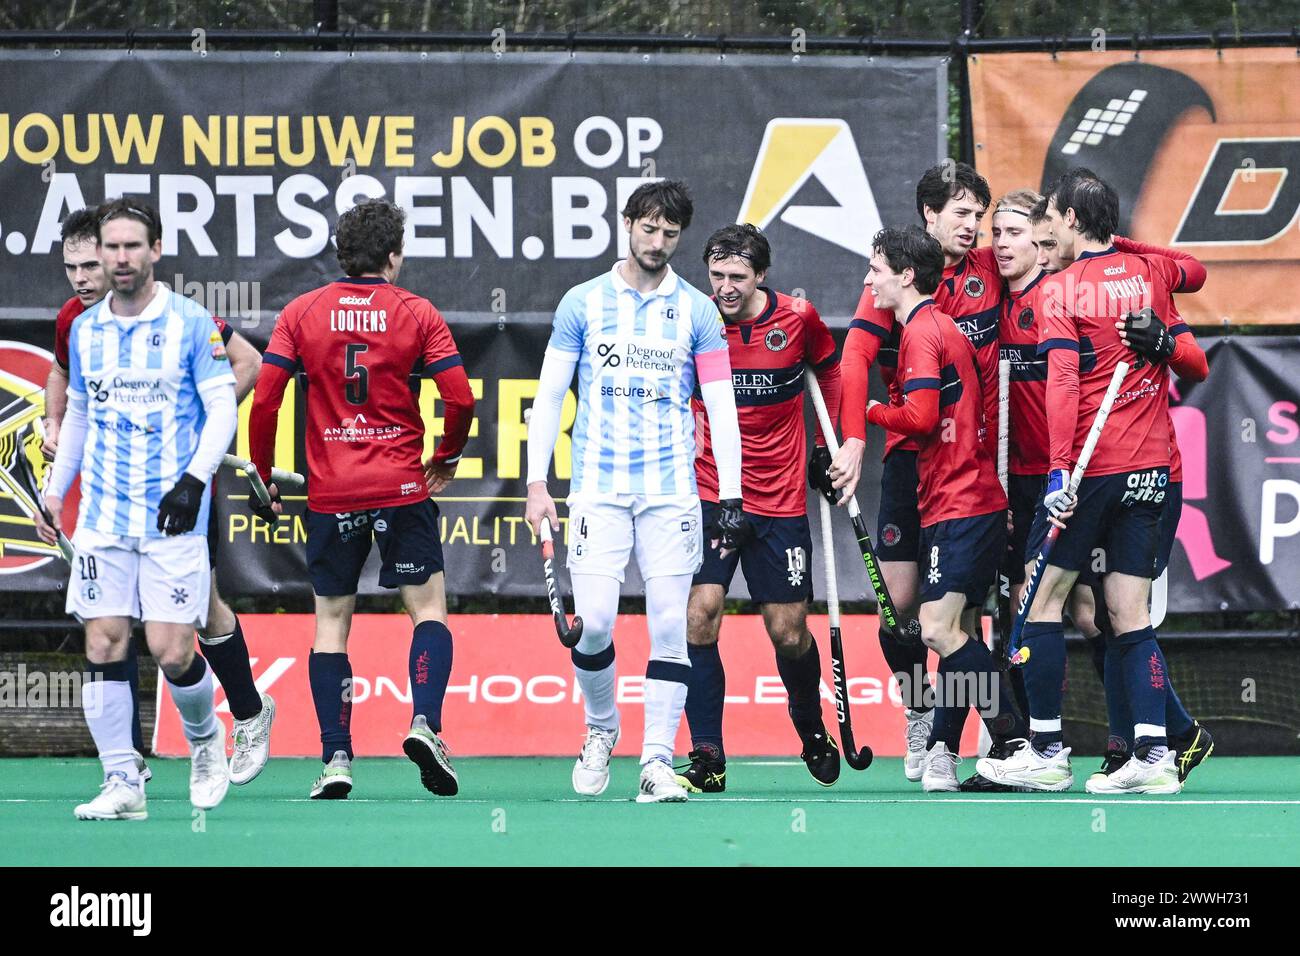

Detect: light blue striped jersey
[67, 285, 236, 538]
[548, 263, 727, 497]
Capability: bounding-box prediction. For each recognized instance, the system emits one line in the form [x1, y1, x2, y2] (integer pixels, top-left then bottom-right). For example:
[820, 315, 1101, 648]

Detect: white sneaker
[975, 739, 1074, 792]
[572, 726, 619, 796]
[310, 750, 353, 800]
[1085, 749, 1182, 795]
[189, 731, 230, 810]
[132, 750, 152, 784]
[74, 772, 147, 821]
[229, 693, 276, 786]
[637, 758, 689, 803]
[921, 742, 960, 792]
[904, 708, 934, 782]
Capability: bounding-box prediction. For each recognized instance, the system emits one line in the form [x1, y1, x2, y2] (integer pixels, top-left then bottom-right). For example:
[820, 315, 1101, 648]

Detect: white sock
[166, 658, 220, 742]
[83, 678, 139, 784]
[571, 573, 621, 732]
[641, 678, 688, 764]
[641, 573, 692, 765]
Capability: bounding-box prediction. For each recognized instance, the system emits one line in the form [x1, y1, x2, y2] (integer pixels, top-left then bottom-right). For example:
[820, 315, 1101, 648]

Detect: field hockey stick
[1008, 361, 1128, 666]
[803, 370, 901, 634]
[0, 422, 73, 562]
[221, 453, 304, 505]
[522, 408, 584, 648]
[539, 520, 584, 649]
[817, 490, 873, 770]
[995, 358, 1013, 656]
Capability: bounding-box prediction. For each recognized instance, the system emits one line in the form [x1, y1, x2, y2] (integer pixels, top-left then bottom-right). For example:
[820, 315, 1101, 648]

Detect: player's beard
[633, 249, 669, 276]
[111, 261, 150, 297]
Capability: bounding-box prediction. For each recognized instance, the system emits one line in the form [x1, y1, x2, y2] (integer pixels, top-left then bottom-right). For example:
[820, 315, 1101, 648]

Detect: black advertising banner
[0, 318, 888, 602]
[4, 316, 1298, 610]
[1167, 337, 1300, 611]
[0, 50, 946, 323]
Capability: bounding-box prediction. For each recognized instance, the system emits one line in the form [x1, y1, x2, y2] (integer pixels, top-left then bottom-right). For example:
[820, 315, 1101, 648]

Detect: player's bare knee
[761, 604, 808, 658]
[83, 618, 131, 664]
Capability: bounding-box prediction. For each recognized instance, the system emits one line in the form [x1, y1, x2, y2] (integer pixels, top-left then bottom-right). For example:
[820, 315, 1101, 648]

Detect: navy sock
[879, 621, 930, 712]
[775, 637, 826, 739]
[685, 642, 725, 760]
[169, 653, 207, 687]
[199, 614, 262, 721]
[1160, 642, 1195, 738]
[1102, 637, 1133, 749]
[409, 620, 453, 733]
[928, 640, 984, 752]
[126, 637, 144, 752]
[1020, 620, 1066, 748]
[1117, 627, 1168, 749]
[1084, 632, 1106, 683]
[309, 651, 353, 763]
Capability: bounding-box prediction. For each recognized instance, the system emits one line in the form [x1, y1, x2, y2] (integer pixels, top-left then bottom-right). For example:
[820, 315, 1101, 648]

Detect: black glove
[156, 473, 206, 535]
[808, 445, 837, 504]
[247, 483, 282, 525]
[710, 498, 754, 553]
[1122, 308, 1175, 363]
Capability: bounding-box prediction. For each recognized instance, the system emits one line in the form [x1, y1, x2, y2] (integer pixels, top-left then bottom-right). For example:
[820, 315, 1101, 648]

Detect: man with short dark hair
[675, 223, 843, 793]
[975, 169, 1200, 793]
[40, 200, 240, 819]
[525, 180, 745, 803]
[861, 225, 1023, 791]
[248, 198, 475, 800]
[831, 161, 1003, 780]
[41, 207, 275, 789]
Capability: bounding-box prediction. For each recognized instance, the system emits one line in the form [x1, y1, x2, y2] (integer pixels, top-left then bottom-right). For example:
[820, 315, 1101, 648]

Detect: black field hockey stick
[539, 520, 583, 649]
[805, 370, 879, 771]
[1008, 361, 1128, 666]
[522, 408, 583, 648]
[804, 370, 902, 633]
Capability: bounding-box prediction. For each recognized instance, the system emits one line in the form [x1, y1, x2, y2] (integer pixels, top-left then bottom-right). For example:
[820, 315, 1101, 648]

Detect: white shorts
[67, 527, 211, 626]
[566, 494, 703, 582]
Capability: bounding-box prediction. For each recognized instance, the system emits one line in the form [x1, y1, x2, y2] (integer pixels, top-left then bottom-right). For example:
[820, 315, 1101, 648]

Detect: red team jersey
[55, 295, 231, 369]
[250, 277, 474, 513]
[1039, 247, 1185, 476]
[998, 272, 1051, 475]
[842, 245, 1002, 460]
[694, 290, 840, 517]
[867, 300, 1006, 525]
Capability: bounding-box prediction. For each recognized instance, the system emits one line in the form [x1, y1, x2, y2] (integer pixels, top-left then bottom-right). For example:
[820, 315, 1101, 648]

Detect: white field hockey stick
[1009, 361, 1129, 666]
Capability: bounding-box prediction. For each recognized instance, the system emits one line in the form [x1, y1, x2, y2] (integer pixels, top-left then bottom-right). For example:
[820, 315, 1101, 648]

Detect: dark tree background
[2, 0, 1297, 37]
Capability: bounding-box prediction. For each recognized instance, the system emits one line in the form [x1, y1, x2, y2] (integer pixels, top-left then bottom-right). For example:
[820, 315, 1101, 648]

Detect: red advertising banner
[154, 614, 987, 758]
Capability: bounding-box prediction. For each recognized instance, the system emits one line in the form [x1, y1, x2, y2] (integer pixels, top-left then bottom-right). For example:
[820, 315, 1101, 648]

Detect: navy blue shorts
[1155, 481, 1183, 576]
[1026, 467, 1169, 580]
[305, 499, 442, 597]
[1007, 473, 1045, 586]
[877, 449, 920, 563]
[918, 510, 1006, 607]
[694, 501, 814, 604]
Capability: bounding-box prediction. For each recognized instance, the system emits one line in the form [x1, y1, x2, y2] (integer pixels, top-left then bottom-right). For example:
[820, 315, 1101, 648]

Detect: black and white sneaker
[674, 745, 726, 793]
[799, 731, 841, 787]
[1170, 722, 1214, 784]
[403, 715, 459, 796]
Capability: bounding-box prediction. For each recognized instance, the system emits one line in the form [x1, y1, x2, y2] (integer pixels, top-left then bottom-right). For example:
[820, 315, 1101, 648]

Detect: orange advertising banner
[154, 613, 986, 759]
[969, 48, 1300, 326]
